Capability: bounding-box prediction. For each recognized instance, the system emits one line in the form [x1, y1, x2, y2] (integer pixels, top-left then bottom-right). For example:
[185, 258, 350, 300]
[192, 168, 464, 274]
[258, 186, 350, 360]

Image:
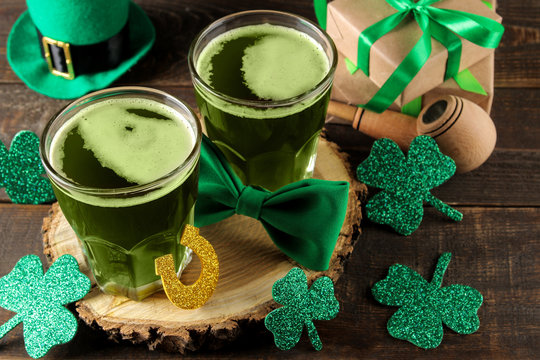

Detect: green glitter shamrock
[356, 136, 462, 235]
[0, 130, 55, 204]
[372, 253, 483, 349]
[265, 267, 339, 351]
[0, 254, 91, 359]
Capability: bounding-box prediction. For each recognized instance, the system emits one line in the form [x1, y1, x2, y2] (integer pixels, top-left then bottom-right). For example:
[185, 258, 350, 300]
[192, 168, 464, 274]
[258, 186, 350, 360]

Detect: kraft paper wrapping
[330, 52, 494, 123]
[325, 0, 501, 106]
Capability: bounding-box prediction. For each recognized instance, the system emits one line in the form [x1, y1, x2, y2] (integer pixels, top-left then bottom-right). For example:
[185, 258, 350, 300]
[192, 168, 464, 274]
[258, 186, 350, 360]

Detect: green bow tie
[194, 136, 349, 271]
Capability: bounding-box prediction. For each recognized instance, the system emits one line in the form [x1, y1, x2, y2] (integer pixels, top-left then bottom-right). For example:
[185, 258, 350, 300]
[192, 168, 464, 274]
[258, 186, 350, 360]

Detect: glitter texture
[155, 225, 219, 309]
[372, 253, 483, 349]
[0, 131, 55, 204]
[0, 254, 91, 358]
[265, 267, 339, 351]
[356, 136, 463, 235]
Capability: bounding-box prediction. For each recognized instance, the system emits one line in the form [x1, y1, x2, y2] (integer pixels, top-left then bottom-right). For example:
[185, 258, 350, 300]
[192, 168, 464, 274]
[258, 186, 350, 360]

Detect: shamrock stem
[305, 320, 323, 351]
[0, 313, 23, 339]
[425, 193, 463, 221]
[431, 252, 452, 288]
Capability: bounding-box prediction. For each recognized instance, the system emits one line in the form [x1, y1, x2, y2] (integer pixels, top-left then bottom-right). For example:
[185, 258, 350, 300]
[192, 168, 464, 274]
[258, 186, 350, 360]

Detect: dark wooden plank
[340, 147, 540, 207]
[0, 85, 196, 148]
[2, 148, 539, 208]
[0, 86, 69, 145]
[325, 88, 540, 152]
[432, 149, 540, 206]
[0, 0, 539, 87]
[0, 205, 50, 266]
[1, 54, 539, 147]
[495, 0, 540, 87]
[1, 84, 539, 206]
[497, 0, 540, 27]
[1, 85, 538, 151]
[336, 206, 540, 360]
[0, 205, 538, 359]
[0, 0, 319, 86]
[490, 87, 540, 149]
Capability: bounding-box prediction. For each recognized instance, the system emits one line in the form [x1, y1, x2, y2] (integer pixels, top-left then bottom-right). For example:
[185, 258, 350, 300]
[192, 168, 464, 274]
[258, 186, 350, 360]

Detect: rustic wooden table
[1, 0, 538, 359]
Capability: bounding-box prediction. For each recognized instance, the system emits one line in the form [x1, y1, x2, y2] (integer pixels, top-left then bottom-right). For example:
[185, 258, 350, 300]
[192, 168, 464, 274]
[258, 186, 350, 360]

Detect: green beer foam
[51, 98, 197, 207]
[196, 24, 330, 119]
[241, 26, 328, 100]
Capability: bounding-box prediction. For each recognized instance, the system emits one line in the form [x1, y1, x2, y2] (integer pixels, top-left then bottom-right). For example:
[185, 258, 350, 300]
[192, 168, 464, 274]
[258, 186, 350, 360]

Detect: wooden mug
[327, 95, 497, 173]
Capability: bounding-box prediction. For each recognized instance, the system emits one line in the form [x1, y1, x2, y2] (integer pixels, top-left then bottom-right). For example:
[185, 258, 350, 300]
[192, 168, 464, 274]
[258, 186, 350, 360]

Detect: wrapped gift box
[331, 51, 494, 119]
[423, 54, 494, 113]
[325, 0, 502, 106]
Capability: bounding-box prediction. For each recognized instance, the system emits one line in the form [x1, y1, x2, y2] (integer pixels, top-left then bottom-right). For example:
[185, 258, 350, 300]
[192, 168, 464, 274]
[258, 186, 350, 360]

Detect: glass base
[97, 247, 193, 301]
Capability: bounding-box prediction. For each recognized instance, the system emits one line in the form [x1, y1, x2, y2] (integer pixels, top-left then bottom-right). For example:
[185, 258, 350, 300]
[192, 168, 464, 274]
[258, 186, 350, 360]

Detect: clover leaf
[0, 131, 55, 204]
[372, 253, 483, 349]
[264, 267, 339, 351]
[0, 254, 91, 358]
[357, 136, 462, 235]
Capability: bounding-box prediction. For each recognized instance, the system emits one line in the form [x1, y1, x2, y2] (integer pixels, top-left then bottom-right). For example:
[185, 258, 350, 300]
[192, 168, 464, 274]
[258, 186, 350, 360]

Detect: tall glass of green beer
[189, 10, 337, 191]
[40, 87, 201, 301]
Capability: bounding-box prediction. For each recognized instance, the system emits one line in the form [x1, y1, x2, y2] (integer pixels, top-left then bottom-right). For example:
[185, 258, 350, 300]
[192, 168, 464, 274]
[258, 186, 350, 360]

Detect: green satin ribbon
[482, 0, 494, 10]
[401, 96, 423, 117]
[357, 0, 503, 113]
[313, 0, 503, 113]
[194, 136, 350, 271]
[399, 67, 488, 117]
[344, 57, 358, 74]
[453, 68, 488, 95]
[314, 0, 328, 30]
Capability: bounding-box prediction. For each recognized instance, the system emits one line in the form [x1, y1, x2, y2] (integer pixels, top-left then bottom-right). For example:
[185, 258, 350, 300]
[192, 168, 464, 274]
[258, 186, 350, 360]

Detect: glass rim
[40, 86, 202, 198]
[187, 9, 338, 108]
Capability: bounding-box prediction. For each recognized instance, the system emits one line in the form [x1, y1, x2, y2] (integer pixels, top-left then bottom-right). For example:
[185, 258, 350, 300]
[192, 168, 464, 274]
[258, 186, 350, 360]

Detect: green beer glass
[189, 10, 337, 191]
[40, 87, 202, 301]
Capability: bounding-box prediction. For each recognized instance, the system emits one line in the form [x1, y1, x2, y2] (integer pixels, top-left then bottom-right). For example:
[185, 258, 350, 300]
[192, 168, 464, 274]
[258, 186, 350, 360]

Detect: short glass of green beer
[40, 87, 202, 301]
[189, 10, 337, 191]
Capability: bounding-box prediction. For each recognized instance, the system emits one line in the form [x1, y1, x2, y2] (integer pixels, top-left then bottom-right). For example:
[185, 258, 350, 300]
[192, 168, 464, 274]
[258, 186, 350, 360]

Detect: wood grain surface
[0, 0, 539, 359]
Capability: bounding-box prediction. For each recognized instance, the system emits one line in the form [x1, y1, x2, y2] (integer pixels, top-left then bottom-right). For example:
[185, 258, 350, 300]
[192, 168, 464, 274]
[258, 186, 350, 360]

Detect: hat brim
[7, 2, 155, 99]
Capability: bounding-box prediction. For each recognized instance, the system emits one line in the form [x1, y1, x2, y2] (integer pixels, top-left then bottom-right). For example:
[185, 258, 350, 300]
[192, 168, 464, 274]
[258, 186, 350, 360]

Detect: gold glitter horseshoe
[155, 225, 219, 309]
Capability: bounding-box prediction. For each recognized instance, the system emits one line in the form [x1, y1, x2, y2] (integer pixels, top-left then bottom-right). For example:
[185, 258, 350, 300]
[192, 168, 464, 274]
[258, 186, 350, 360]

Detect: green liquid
[195, 24, 331, 191]
[50, 98, 198, 300]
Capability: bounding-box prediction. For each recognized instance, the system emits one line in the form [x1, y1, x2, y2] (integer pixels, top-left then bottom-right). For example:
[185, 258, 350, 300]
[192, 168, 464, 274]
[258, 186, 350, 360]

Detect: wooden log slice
[42, 137, 366, 353]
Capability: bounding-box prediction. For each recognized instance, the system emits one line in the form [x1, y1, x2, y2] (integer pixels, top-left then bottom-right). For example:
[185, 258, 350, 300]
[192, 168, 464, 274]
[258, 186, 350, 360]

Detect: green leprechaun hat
[7, 0, 155, 99]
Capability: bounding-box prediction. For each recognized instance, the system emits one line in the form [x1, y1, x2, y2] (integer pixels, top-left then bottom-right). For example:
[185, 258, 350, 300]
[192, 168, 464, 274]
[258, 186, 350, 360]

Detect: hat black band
[37, 22, 131, 79]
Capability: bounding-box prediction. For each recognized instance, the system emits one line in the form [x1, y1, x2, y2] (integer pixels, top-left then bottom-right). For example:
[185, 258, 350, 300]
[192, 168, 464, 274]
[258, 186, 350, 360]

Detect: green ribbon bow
[195, 136, 349, 271]
[358, 0, 504, 113]
[314, 0, 504, 113]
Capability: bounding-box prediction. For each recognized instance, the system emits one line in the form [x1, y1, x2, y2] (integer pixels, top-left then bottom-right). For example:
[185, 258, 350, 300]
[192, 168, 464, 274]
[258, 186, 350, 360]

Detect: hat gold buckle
[41, 36, 75, 80]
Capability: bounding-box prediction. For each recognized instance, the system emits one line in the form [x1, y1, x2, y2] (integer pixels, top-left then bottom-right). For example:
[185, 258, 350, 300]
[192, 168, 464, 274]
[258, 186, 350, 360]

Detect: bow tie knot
[235, 186, 268, 220]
